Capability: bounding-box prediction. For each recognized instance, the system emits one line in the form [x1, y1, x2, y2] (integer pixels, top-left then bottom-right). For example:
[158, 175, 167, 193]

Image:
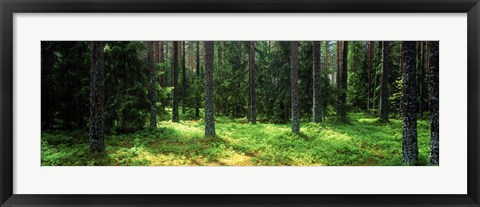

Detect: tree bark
[429, 41, 439, 165]
[380, 41, 390, 122]
[195, 41, 201, 118]
[172, 41, 180, 122]
[249, 41, 257, 124]
[338, 41, 348, 122]
[401, 41, 418, 164]
[89, 41, 105, 152]
[290, 41, 300, 134]
[368, 41, 374, 111]
[419, 41, 426, 118]
[313, 41, 322, 123]
[204, 41, 216, 137]
[148, 41, 157, 129]
[182, 41, 187, 115]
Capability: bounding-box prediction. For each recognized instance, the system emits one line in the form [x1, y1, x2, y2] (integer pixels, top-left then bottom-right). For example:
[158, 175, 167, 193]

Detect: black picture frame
[1, 0, 479, 206]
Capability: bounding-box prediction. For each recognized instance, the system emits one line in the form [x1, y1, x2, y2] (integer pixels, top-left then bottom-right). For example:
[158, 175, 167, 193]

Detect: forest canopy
[41, 41, 439, 166]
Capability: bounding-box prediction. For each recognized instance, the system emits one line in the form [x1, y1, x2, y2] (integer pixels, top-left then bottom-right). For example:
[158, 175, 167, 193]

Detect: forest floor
[41, 112, 432, 166]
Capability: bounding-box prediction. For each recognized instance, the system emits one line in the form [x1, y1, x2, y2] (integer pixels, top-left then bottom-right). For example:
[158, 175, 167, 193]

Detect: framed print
[1, 0, 479, 206]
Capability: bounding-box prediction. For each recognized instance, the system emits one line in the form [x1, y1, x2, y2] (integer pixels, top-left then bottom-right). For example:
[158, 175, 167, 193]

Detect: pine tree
[89, 41, 105, 152]
[182, 41, 187, 115]
[204, 41, 216, 137]
[249, 41, 257, 124]
[429, 41, 439, 165]
[172, 41, 180, 122]
[291, 41, 300, 134]
[312, 41, 322, 123]
[338, 41, 348, 122]
[195, 41, 201, 118]
[401, 41, 418, 164]
[148, 41, 157, 129]
[380, 41, 390, 122]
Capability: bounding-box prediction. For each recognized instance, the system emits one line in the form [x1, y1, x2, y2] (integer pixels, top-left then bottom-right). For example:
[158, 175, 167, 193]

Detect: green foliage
[42, 113, 431, 166]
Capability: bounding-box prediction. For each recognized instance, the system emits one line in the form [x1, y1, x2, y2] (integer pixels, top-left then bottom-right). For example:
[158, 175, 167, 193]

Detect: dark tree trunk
[380, 41, 390, 122]
[204, 41, 216, 137]
[429, 41, 439, 165]
[401, 41, 418, 164]
[172, 41, 180, 122]
[89, 41, 105, 153]
[368, 41, 374, 111]
[159, 41, 164, 86]
[249, 41, 257, 124]
[313, 41, 322, 123]
[182, 41, 187, 115]
[290, 41, 300, 134]
[336, 41, 342, 115]
[336, 41, 342, 89]
[419, 41, 426, 118]
[195, 41, 201, 118]
[148, 41, 157, 129]
[338, 41, 348, 122]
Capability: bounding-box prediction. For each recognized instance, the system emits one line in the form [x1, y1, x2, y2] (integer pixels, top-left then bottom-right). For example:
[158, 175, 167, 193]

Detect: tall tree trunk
[164, 42, 170, 87]
[401, 41, 418, 164]
[338, 41, 348, 122]
[89, 41, 105, 152]
[249, 41, 257, 124]
[419, 41, 426, 118]
[368, 41, 374, 111]
[325, 41, 329, 74]
[195, 41, 201, 118]
[204, 41, 216, 137]
[336, 41, 342, 89]
[159, 41, 164, 86]
[373, 42, 381, 111]
[429, 41, 439, 165]
[313, 41, 322, 123]
[336, 41, 342, 115]
[148, 41, 157, 129]
[172, 41, 180, 122]
[182, 41, 187, 115]
[290, 41, 300, 134]
[380, 41, 390, 122]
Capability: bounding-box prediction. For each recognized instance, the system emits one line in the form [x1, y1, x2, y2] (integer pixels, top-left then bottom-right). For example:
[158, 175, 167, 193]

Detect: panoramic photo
[41, 41, 439, 166]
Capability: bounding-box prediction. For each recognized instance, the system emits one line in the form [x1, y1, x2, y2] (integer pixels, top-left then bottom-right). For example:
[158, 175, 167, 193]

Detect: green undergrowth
[41, 113, 432, 166]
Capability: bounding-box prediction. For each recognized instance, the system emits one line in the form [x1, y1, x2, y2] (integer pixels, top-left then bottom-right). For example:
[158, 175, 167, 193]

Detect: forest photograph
[41, 41, 439, 166]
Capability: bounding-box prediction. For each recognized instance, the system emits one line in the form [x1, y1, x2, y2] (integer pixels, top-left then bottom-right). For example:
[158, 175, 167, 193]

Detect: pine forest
[41, 41, 439, 166]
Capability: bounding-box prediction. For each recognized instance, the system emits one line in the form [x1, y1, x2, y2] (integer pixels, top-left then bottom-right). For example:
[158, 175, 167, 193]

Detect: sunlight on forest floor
[41, 113, 432, 166]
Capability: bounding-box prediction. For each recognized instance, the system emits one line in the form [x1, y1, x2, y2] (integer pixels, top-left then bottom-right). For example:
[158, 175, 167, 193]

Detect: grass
[41, 113, 432, 166]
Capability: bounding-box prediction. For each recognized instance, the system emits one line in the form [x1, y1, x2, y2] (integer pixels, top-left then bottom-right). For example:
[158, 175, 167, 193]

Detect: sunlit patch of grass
[41, 112, 432, 166]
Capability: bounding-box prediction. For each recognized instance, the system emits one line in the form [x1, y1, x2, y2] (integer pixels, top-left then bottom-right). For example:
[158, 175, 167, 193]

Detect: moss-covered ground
[41, 113, 431, 166]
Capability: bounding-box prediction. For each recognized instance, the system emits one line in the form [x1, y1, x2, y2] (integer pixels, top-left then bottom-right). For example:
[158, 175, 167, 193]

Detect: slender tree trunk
[336, 41, 342, 89]
[172, 41, 180, 122]
[204, 41, 216, 137]
[380, 41, 390, 122]
[195, 41, 201, 118]
[159, 41, 164, 86]
[429, 41, 439, 165]
[148, 41, 157, 129]
[291, 41, 300, 134]
[419, 41, 425, 118]
[89, 41, 105, 152]
[182, 41, 187, 115]
[336, 41, 342, 115]
[368, 41, 374, 111]
[164, 42, 170, 87]
[249, 41, 257, 124]
[338, 41, 348, 122]
[313, 41, 322, 123]
[402, 41, 418, 164]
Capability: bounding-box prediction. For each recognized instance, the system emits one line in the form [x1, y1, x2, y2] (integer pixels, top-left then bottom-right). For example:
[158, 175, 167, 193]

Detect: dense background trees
[41, 40, 439, 165]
